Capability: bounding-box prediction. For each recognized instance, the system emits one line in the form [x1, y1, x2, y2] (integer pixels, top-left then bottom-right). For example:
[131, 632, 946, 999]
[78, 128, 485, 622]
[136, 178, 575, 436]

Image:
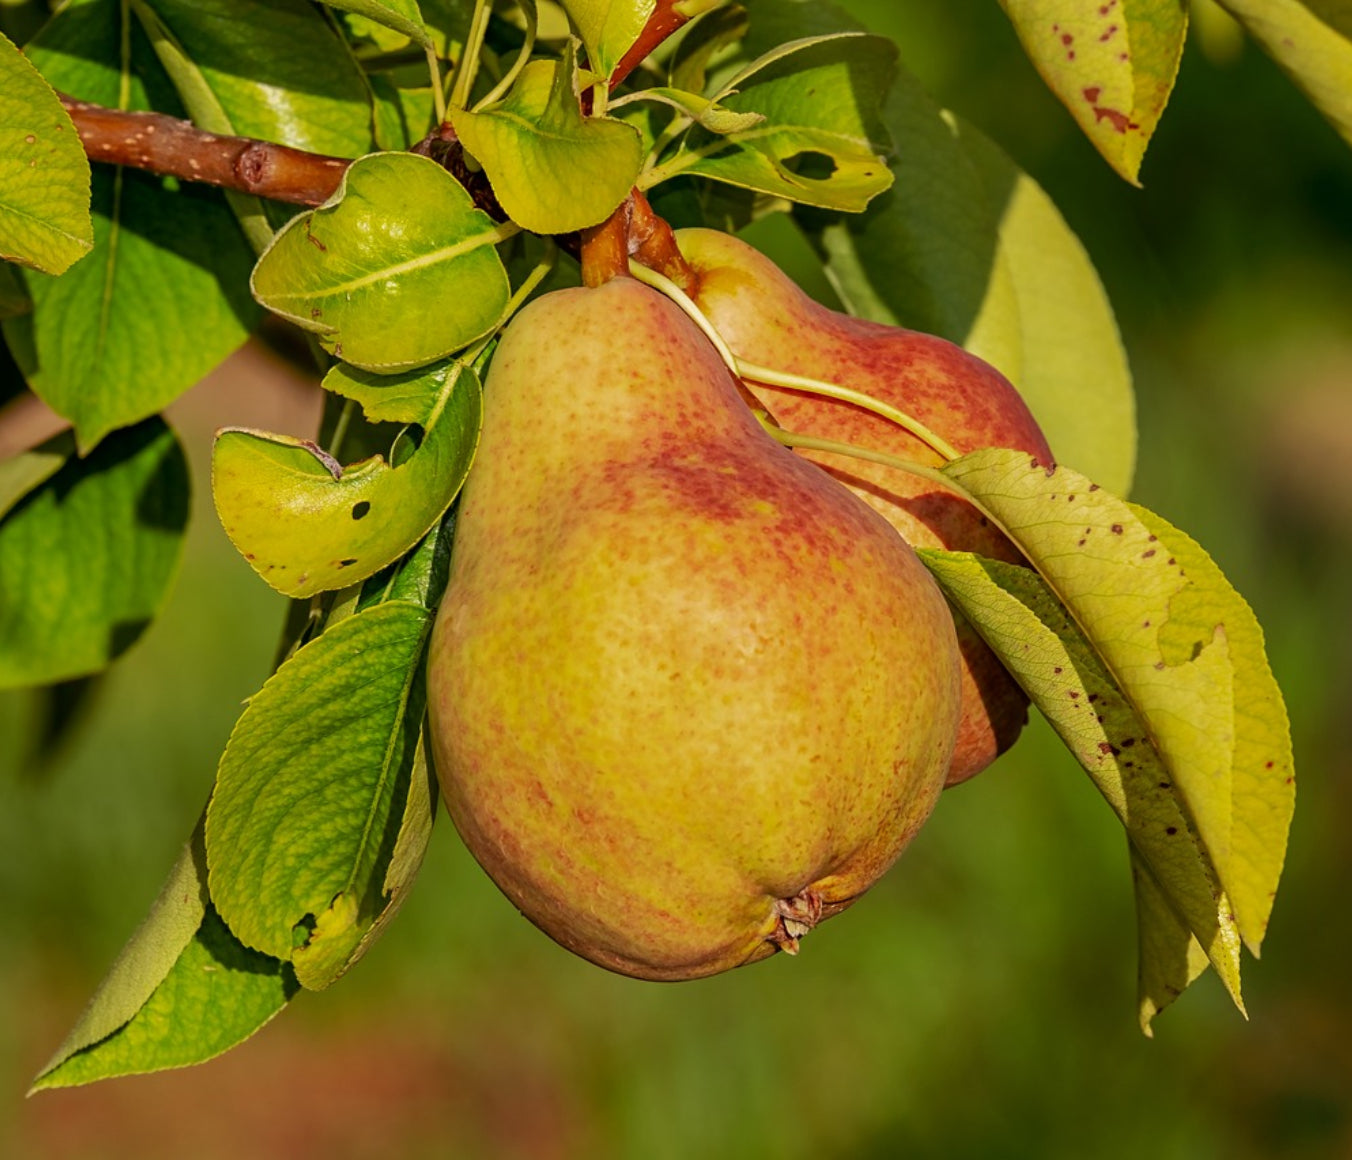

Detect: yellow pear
[426, 276, 962, 981]
[677, 228, 1055, 786]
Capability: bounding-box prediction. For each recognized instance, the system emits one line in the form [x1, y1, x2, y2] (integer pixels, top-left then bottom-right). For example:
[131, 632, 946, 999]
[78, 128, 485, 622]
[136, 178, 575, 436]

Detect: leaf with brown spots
[999, 0, 1188, 183]
[918, 546, 1245, 1027]
[919, 448, 1295, 1027]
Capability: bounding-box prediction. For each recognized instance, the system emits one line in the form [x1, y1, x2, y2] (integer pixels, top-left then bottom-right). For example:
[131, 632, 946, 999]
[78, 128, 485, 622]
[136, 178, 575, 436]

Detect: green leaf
[206, 601, 433, 989]
[807, 63, 1135, 496]
[1132, 845, 1211, 1035]
[212, 359, 482, 598]
[0, 418, 189, 689]
[0, 427, 72, 521]
[1000, 0, 1188, 183]
[610, 86, 766, 134]
[251, 153, 510, 371]
[323, 0, 431, 48]
[4, 0, 258, 450]
[919, 546, 1244, 1014]
[31, 827, 208, 1087]
[1215, 0, 1352, 151]
[559, 0, 655, 78]
[33, 904, 298, 1090]
[644, 33, 896, 213]
[138, 0, 374, 156]
[0, 29, 93, 274]
[449, 54, 644, 234]
[0, 260, 30, 317]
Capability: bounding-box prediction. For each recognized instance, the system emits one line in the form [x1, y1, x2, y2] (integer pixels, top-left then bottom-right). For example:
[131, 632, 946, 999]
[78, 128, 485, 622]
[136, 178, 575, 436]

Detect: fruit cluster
[428, 231, 1052, 979]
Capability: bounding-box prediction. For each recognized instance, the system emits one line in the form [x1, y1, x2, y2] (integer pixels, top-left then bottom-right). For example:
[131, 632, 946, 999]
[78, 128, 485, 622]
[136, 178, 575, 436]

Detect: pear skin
[427, 276, 962, 981]
[676, 228, 1055, 786]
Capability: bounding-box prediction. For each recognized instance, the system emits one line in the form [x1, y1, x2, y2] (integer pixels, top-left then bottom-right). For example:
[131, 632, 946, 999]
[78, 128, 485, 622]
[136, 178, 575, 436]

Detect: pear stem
[765, 426, 1009, 537]
[628, 261, 961, 464]
[738, 361, 962, 463]
[450, 0, 493, 111]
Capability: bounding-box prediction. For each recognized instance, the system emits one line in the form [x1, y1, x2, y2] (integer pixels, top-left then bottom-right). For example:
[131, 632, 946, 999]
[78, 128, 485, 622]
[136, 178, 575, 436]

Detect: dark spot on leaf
[1089, 483, 1100, 492]
[1155, 661, 1166, 670]
[1166, 826, 1178, 836]
[1110, 523, 1124, 535]
[1142, 548, 1156, 558]
[1265, 761, 1274, 769]
[1068, 690, 1081, 699]
[1142, 619, 1151, 628]
[1068, 494, 1076, 502]
[338, 558, 358, 567]
[351, 501, 371, 520]
[1053, 666, 1063, 675]
[1120, 738, 1136, 748]
[1098, 741, 1119, 756]
[1088, 693, 1099, 703]
[1158, 781, 1171, 789]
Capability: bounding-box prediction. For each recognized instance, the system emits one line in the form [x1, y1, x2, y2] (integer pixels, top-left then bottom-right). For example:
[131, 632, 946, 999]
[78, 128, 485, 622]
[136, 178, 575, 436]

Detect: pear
[676, 228, 1055, 786]
[426, 276, 962, 981]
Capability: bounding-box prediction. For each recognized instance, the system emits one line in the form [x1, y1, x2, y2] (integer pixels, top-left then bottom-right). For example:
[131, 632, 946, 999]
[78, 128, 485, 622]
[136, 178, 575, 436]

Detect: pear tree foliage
[0, 0, 1317, 1089]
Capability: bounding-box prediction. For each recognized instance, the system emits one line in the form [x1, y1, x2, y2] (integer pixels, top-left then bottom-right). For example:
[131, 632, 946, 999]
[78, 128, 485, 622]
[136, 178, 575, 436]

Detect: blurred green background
[3, 2, 1351, 1156]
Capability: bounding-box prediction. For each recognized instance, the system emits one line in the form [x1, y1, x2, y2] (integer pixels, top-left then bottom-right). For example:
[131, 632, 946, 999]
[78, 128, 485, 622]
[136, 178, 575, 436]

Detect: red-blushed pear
[675, 228, 1055, 786]
[426, 276, 963, 981]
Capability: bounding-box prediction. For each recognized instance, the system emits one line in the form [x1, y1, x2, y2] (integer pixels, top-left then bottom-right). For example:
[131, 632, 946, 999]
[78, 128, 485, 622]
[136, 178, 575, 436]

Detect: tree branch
[61, 96, 351, 207]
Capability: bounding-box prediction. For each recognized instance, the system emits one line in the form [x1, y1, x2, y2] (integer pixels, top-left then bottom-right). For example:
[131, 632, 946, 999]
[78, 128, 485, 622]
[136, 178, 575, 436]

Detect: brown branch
[61, 96, 351, 207]
[610, 0, 693, 90]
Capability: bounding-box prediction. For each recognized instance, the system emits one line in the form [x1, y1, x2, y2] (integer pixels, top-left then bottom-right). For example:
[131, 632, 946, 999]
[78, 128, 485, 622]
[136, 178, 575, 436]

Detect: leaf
[0, 418, 189, 689]
[805, 56, 1135, 496]
[918, 547, 1244, 1012]
[0, 29, 93, 274]
[0, 260, 30, 317]
[139, 0, 375, 156]
[559, 0, 655, 78]
[4, 0, 258, 451]
[0, 427, 72, 521]
[644, 33, 896, 213]
[999, 0, 1188, 183]
[1130, 503, 1295, 954]
[205, 601, 433, 989]
[931, 448, 1294, 959]
[33, 905, 298, 1090]
[32, 827, 208, 1087]
[322, 0, 432, 48]
[449, 53, 644, 234]
[1132, 845, 1211, 1035]
[1215, 0, 1352, 151]
[251, 153, 510, 371]
[610, 86, 766, 134]
[212, 359, 482, 598]
[956, 120, 1136, 496]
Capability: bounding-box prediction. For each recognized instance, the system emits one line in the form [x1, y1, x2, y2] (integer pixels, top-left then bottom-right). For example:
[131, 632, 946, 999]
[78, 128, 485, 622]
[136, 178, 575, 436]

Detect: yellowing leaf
[1000, 0, 1188, 183]
[251, 153, 511, 371]
[212, 359, 481, 599]
[0, 30, 93, 274]
[919, 547, 1244, 1014]
[1131, 504, 1295, 954]
[1132, 845, 1211, 1035]
[450, 55, 644, 234]
[1215, 0, 1352, 150]
[957, 120, 1136, 496]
